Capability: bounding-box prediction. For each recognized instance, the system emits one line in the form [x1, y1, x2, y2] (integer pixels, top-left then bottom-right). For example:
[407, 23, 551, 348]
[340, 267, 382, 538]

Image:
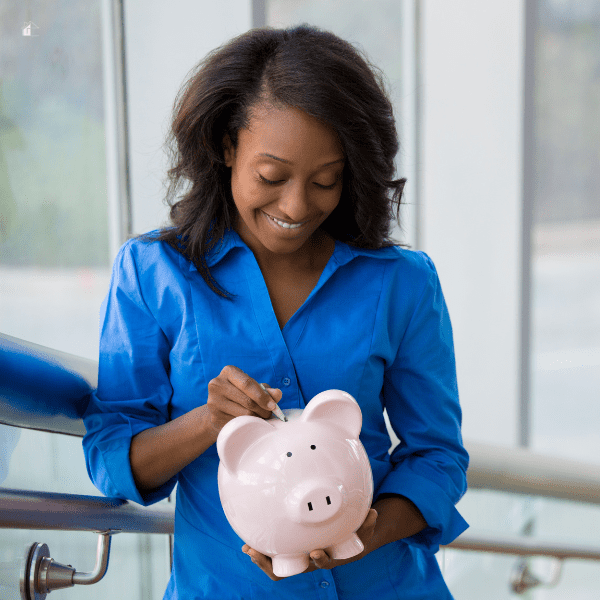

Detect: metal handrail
[467, 440, 600, 505]
[3, 332, 600, 585]
[447, 531, 600, 561]
[0, 332, 93, 437]
[2, 487, 600, 565]
[0, 488, 174, 534]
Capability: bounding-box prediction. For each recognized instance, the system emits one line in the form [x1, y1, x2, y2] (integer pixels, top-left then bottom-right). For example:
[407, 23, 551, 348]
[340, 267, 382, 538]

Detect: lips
[264, 212, 307, 230]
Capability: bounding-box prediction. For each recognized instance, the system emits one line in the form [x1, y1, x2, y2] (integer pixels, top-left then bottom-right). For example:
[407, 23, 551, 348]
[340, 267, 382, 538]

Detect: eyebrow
[258, 153, 345, 168]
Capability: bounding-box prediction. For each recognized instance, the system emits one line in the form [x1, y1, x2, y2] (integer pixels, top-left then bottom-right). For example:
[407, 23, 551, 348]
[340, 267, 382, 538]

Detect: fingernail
[267, 401, 276, 410]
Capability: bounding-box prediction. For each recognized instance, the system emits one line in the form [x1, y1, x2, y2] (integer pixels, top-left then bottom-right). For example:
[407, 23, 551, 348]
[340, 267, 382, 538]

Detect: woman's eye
[259, 175, 283, 186]
[314, 181, 338, 190]
[315, 174, 342, 190]
[258, 175, 340, 189]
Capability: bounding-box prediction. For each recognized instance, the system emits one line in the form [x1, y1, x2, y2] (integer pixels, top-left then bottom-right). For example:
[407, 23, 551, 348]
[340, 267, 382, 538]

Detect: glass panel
[449, 3, 600, 597]
[0, 3, 170, 598]
[0, 1, 111, 359]
[530, 4, 600, 461]
[528, 497, 600, 599]
[444, 490, 539, 599]
[442, 491, 600, 598]
[0, 416, 172, 599]
[2, 426, 110, 495]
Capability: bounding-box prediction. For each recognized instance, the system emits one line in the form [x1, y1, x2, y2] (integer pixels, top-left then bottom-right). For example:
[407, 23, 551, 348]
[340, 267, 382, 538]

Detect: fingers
[364, 508, 378, 528]
[357, 509, 378, 537]
[243, 544, 333, 577]
[207, 366, 282, 432]
[259, 383, 283, 403]
[355, 508, 378, 550]
[242, 546, 282, 581]
[310, 549, 333, 569]
[227, 366, 277, 410]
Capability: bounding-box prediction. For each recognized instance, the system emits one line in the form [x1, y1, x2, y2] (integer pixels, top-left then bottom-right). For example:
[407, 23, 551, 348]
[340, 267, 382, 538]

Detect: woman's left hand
[242, 508, 378, 581]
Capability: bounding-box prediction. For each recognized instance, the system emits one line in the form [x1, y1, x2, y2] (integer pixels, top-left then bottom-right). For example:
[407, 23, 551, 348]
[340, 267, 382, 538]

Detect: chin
[263, 238, 307, 255]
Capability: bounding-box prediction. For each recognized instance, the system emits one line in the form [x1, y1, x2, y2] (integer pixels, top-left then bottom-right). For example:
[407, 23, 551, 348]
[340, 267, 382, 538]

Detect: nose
[277, 183, 311, 223]
[285, 478, 344, 524]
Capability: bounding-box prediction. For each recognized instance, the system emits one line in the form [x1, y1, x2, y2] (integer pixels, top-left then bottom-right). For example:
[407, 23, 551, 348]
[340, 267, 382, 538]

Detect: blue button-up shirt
[82, 228, 469, 599]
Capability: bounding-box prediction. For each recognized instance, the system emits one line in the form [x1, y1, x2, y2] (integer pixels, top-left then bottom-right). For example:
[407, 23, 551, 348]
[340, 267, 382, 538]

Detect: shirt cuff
[91, 422, 177, 507]
[374, 470, 469, 552]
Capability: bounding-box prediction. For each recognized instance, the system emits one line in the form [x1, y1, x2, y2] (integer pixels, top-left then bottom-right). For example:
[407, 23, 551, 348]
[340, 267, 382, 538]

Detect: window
[0, 4, 169, 598]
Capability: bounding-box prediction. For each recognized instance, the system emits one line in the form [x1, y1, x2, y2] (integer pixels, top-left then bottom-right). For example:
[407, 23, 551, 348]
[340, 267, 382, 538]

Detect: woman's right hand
[130, 366, 282, 492]
[206, 365, 283, 434]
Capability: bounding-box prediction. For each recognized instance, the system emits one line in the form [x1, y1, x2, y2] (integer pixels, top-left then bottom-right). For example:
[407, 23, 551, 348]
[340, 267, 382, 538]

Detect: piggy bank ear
[301, 390, 362, 438]
[216, 416, 275, 475]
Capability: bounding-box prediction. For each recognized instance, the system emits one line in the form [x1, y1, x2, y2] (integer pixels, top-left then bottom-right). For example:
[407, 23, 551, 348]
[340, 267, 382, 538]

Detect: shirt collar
[203, 228, 247, 268]
[342, 242, 401, 263]
[189, 227, 400, 271]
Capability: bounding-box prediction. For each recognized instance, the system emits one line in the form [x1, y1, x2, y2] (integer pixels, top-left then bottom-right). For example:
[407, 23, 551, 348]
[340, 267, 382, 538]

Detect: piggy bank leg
[327, 533, 364, 560]
[271, 553, 310, 578]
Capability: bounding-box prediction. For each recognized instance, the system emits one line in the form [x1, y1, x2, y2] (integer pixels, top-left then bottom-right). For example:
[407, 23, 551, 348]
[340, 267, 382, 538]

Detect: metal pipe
[518, 0, 540, 449]
[446, 531, 600, 561]
[103, 0, 132, 258]
[466, 440, 600, 505]
[0, 488, 174, 534]
[4, 487, 600, 565]
[5, 487, 600, 566]
[0, 332, 94, 437]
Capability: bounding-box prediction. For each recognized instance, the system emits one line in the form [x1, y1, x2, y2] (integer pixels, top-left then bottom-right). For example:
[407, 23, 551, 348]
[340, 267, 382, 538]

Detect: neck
[256, 231, 334, 274]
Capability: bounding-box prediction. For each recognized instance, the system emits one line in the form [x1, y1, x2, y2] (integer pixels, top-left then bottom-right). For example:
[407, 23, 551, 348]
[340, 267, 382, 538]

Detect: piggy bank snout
[285, 478, 344, 524]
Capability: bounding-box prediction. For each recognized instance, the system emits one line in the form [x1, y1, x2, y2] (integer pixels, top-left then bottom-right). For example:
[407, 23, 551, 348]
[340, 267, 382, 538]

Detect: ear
[222, 134, 234, 167]
[216, 415, 275, 475]
[301, 390, 362, 438]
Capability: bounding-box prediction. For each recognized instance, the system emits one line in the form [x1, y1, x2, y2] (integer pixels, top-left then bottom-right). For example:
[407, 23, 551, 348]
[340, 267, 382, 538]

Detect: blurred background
[0, 0, 599, 598]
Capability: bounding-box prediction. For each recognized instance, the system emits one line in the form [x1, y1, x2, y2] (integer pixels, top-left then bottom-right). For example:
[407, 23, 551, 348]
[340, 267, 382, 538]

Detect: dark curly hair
[146, 24, 407, 297]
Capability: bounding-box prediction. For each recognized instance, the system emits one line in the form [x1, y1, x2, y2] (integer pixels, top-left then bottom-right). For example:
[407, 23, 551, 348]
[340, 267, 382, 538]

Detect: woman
[83, 24, 469, 599]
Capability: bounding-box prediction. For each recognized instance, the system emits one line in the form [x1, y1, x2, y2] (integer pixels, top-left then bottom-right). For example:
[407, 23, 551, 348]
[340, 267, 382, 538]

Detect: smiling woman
[82, 23, 469, 600]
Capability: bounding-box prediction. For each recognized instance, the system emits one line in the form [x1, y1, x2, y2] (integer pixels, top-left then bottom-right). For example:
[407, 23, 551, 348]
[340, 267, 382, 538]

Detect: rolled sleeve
[82, 241, 176, 506]
[377, 252, 469, 551]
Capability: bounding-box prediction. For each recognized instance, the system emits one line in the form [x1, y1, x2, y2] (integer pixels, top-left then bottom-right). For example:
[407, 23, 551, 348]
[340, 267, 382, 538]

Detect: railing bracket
[510, 557, 564, 594]
[20, 530, 118, 600]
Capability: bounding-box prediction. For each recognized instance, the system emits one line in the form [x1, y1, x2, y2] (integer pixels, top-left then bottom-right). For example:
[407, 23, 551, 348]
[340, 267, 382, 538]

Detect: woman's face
[223, 102, 345, 259]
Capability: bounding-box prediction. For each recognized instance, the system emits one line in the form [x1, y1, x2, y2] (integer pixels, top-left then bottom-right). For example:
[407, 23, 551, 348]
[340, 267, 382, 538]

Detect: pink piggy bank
[216, 389, 374, 577]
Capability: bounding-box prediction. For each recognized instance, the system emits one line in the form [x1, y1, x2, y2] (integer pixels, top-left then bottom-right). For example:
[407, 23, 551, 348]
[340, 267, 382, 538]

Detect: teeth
[267, 214, 305, 229]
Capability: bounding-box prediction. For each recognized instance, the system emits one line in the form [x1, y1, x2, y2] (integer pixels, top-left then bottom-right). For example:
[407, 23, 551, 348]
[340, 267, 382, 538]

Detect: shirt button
[282, 377, 291, 386]
[320, 580, 330, 588]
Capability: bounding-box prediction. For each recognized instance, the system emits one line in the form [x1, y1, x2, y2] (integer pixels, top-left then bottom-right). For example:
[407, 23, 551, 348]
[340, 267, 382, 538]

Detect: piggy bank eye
[310, 445, 316, 450]
[286, 452, 292, 457]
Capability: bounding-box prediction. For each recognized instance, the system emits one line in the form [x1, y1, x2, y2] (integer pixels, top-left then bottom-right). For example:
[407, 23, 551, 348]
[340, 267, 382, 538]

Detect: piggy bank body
[217, 390, 374, 577]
